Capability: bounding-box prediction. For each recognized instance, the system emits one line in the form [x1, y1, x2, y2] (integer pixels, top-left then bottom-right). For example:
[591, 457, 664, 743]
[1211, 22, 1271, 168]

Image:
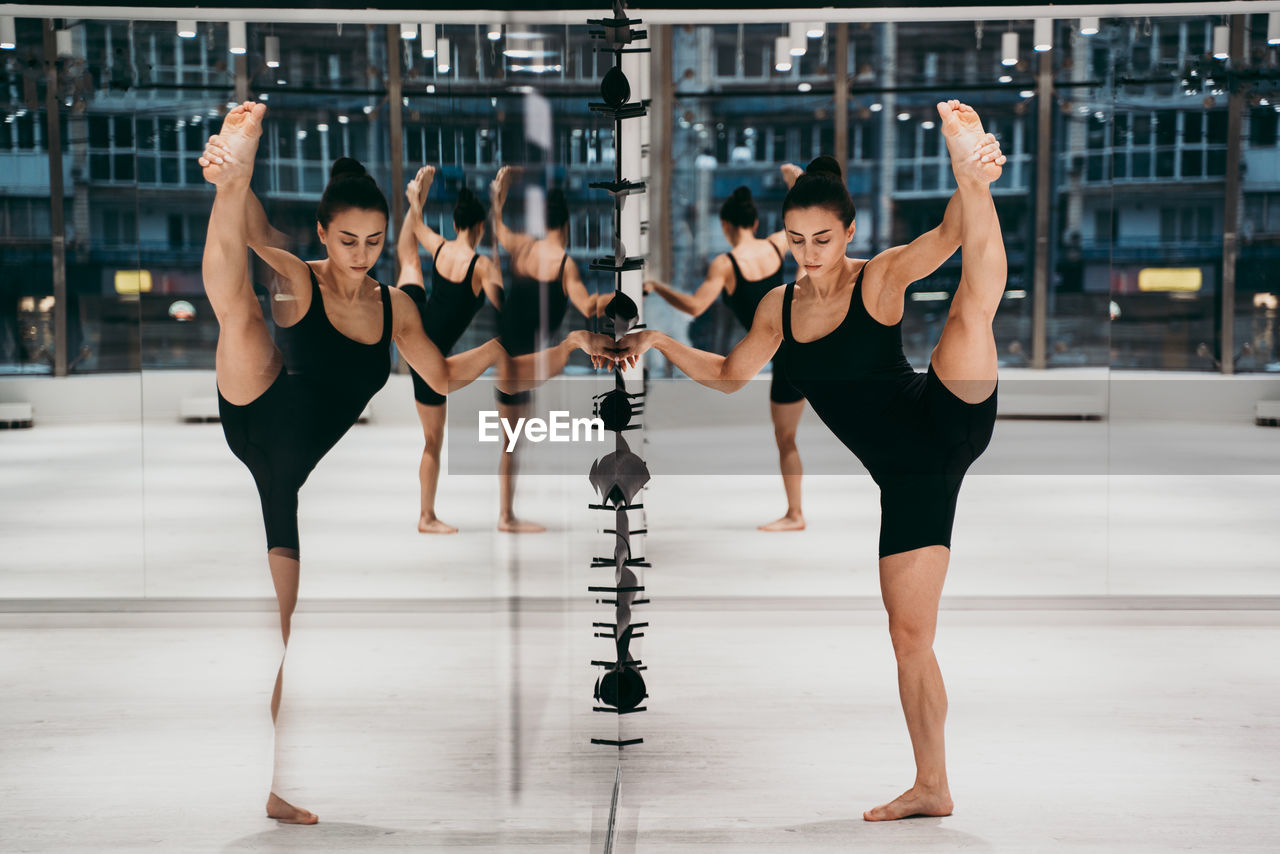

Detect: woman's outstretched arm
[389, 288, 500, 396]
[563, 256, 602, 318]
[618, 287, 783, 393]
[645, 253, 733, 317]
[500, 331, 619, 393]
[202, 131, 310, 297]
[408, 165, 446, 257]
[873, 135, 1005, 294]
[396, 168, 429, 285]
[490, 165, 535, 257]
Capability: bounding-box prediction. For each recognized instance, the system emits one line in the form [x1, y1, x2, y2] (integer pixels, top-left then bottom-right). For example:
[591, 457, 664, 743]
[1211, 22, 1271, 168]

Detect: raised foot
[498, 517, 546, 534]
[936, 99, 1004, 186]
[418, 516, 459, 534]
[758, 513, 806, 532]
[863, 786, 953, 822]
[199, 101, 266, 186]
[266, 792, 318, 825]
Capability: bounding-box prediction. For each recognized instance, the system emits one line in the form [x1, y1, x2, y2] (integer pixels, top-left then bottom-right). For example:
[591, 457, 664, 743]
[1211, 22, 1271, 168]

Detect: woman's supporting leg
[930, 100, 1006, 404]
[758, 399, 806, 531]
[263, 546, 317, 825]
[414, 401, 456, 533]
[864, 544, 956, 822]
[497, 396, 545, 533]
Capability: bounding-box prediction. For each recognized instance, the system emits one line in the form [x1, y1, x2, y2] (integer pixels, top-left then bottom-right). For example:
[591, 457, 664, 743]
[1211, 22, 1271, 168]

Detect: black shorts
[871, 365, 997, 558]
[401, 283, 449, 407]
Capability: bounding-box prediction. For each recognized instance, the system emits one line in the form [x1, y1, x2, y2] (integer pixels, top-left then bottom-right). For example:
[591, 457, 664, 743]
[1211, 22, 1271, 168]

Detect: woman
[489, 165, 603, 532]
[618, 101, 1007, 822]
[395, 166, 504, 534]
[645, 176, 805, 531]
[197, 102, 501, 823]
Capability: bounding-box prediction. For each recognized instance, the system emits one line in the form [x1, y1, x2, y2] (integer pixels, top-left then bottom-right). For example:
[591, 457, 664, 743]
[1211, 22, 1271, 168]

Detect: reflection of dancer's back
[491, 168, 602, 532]
[198, 105, 497, 824]
[646, 183, 807, 531]
[396, 167, 504, 533]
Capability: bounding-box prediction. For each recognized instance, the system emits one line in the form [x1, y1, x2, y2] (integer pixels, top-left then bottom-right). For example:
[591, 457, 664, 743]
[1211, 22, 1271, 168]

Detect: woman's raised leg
[200, 102, 281, 406]
[929, 100, 1006, 404]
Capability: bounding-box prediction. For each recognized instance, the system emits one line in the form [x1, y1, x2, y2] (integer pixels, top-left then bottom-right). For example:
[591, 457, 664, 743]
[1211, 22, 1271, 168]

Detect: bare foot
[266, 792, 318, 825]
[198, 101, 266, 186]
[780, 162, 804, 188]
[418, 516, 458, 534]
[758, 513, 806, 532]
[936, 99, 1005, 186]
[498, 517, 546, 533]
[863, 786, 953, 822]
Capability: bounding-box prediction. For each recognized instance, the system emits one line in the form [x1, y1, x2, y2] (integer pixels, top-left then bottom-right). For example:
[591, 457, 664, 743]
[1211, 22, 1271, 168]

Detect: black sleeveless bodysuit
[218, 266, 393, 552]
[723, 243, 802, 404]
[499, 251, 570, 357]
[401, 244, 486, 406]
[777, 260, 998, 557]
[495, 251, 571, 406]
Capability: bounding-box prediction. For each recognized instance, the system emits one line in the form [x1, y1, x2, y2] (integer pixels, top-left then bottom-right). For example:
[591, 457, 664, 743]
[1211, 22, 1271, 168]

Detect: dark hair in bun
[783, 155, 856, 227]
[718, 186, 758, 229]
[546, 188, 570, 231]
[316, 157, 389, 227]
[453, 184, 486, 231]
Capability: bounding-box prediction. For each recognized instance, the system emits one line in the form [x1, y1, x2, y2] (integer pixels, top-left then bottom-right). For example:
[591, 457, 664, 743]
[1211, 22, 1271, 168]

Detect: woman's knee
[887, 617, 936, 659]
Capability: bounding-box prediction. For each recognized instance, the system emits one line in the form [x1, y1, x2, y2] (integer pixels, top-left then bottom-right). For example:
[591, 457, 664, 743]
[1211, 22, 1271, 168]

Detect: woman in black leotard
[197, 104, 505, 824]
[395, 166, 504, 534]
[645, 177, 807, 531]
[489, 165, 603, 532]
[619, 100, 1008, 824]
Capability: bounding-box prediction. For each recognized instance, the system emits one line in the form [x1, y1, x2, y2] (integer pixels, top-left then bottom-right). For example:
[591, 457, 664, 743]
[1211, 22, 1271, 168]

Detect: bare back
[726, 236, 784, 294]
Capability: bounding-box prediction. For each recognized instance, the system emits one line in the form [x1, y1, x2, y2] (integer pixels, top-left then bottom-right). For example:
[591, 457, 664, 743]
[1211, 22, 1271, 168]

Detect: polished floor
[3, 394, 1279, 850]
[2, 412, 1279, 600]
[1, 608, 1277, 852]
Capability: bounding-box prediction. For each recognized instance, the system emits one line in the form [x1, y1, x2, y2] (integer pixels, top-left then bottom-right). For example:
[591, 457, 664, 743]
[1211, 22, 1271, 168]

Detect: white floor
[0, 608, 1277, 852]
[2, 414, 1279, 600]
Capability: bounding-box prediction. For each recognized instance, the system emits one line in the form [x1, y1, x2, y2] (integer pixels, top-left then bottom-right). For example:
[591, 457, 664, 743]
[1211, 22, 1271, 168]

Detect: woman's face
[783, 206, 855, 279]
[317, 208, 387, 276]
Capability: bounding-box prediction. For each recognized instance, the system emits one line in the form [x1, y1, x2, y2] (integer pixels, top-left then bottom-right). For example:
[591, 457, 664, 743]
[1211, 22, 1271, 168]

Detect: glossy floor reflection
[0, 609, 1276, 852]
[2, 417, 1279, 599]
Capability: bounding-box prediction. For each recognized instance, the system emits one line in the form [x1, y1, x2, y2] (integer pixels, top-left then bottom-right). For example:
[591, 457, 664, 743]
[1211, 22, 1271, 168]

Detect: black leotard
[722, 242, 802, 404]
[402, 244, 485, 406]
[777, 261, 997, 557]
[218, 266, 392, 553]
[495, 251, 570, 406]
[499, 251, 569, 357]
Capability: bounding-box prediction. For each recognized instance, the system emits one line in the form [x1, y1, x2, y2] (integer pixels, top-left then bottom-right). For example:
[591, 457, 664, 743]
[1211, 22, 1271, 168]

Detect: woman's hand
[570, 330, 629, 370]
[197, 135, 236, 184]
[612, 330, 655, 368]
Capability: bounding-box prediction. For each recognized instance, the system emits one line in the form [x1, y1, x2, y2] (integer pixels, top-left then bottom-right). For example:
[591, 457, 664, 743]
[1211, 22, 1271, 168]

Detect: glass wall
[2, 9, 1279, 602]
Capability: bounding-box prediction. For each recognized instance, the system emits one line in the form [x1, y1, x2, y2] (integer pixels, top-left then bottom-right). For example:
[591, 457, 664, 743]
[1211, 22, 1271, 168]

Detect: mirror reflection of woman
[619, 101, 1007, 823]
[644, 172, 806, 531]
[489, 165, 605, 532]
[197, 102, 499, 824]
[395, 166, 505, 534]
